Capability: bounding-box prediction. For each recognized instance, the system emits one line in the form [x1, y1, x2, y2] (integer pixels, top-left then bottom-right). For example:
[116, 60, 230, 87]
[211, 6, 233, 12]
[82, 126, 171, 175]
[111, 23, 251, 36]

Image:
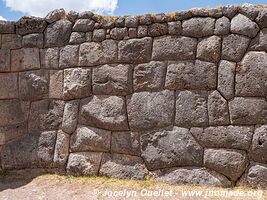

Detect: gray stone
[197, 36, 221, 63]
[133, 61, 166, 92]
[175, 11, 192, 21]
[73, 19, 94, 32]
[190, 8, 209, 17]
[217, 60, 236, 100]
[110, 27, 128, 40]
[62, 100, 79, 134]
[2, 34, 22, 49]
[125, 16, 138, 28]
[93, 64, 132, 95]
[92, 29, 106, 42]
[19, 70, 49, 101]
[175, 90, 208, 127]
[40, 48, 59, 69]
[63, 68, 91, 99]
[222, 34, 250, 62]
[0, 50, 10, 72]
[256, 9, 267, 28]
[78, 11, 93, 19]
[85, 32, 92, 41]
[70, 125, 111, 152]
[191, 126, 253, 150]
[118, 37, 152, 63]
[215, 16, 230, 35]
[67, 152, 103, 176]
[139, 14, 152, 25]
[239, 3, 259, 20]
[79, 40, 117, 66]
[16, 16, 47, 35]
[236, 51, 267, 97]
[249, 29, 267, 51]
[165, 60, 217, 90]
[182, 17, 215, 37]
[80, 95, 128, 131]
[69, 32, 86, 44]
[53, 130, 70, 166]
[152, 36, 197, 60]
[59, 45, 79, 68]
[1, 131, 56, 170]
[100, 18, 115, 29]
[209, 8, 223, 18]
[222, 5, 238, 18]
[127, 90, 174, 131]
[0, 21, 15, 33]
[67, 10, 79, 22]
[114, 17, 125, 27]
[137, 25, 148, 38]
[44, 19, 72, 47]
[250, 125, 267, 163]
[148, 23, 168, 37]
[128, 28, 137, 38]
[99, 153, 148, 180]
[231, 14, 259, 38]
[111, 132, 140, 156]
[247, 164, 267, 189]
[0, 73, 18, 99]
[153, 13, 168, 23]
[22, 33, 43, 48]
[168, 21, 182, 35]
[45, 9, 66, 23]
[204, 149, 248, 181]
[0, 123, 27, 145]
[229, 97, 267, 125]
[49, 70, 63, 99]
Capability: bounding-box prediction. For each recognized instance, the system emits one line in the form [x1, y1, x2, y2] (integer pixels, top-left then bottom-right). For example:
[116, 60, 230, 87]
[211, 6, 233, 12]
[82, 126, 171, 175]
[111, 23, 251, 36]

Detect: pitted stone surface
[62, 100, 79, 134]
[0, 50, 10, 72]
[53, 130, 70, 166]
[0, 73, 18, 99]
[215, 16, 230, 35]
[59, 45, 79, 68]
[249, 28, 267, 51]
[40, 48, 59, 69]
[16, 17, 47, 35]
[197, 36, 221, 63]
[246, 164, 267, 189]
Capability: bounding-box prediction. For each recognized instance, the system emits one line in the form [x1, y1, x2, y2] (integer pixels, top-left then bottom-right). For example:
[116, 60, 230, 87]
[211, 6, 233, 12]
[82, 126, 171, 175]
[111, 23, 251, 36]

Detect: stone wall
[0, 4, 266, 189]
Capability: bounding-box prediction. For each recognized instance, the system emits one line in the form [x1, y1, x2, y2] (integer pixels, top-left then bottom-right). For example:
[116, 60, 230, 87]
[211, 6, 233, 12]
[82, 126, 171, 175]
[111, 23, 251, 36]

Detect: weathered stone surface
[231, 14, 259, 38]
[44, 19, 72, 47]
[70, 125, 111, 152]
[229, 97, 267, 125]
[125, 16, 138, 28]
[133, 61, 166, 92]
[67, 10, 79, 22]
[175, 90, 208, 127]
[165, 60, 217, 91]
[139, 14, 152, 25]
[16, 17, 47, 35]
[22, 33, 43, 48]
[11, 48, 40, 71]
[0, 73, 18, 99]
[197, 36, 221, 63]
[191, 126, 253, 150]
[73, 19, 94, 32]
[137, 25, 148, 38]
[217, 60, 236, 100]
[92, 29, 106, 42]
[118, 37, 152, 63]
[93, 64, 133, 95]
[148, 23, 168, 37]
[0, 123, 27, 145]
[152, 36, 197, 60]
[247, 164, 267, 189]
[45, 9, 66, 23]
[69, 32, 86, 44]
[182, 17, 215, 37]
[99, 153, 148, 180]
[215, 16, 230, 35]
[153, 167, 231, 187]
[79, 40, 117, 66]
[78, 11, 93, 19]
[59, 45, 79, 68]
[168, 21, 181, 35]
[0, 21, 15, 33]
[80, 95, 128, 131]
[63, 68, 91, 99]
[141, 127, 203, 170]
[19, 70, 49, 100]
[40, 48, 59, 69]
[111, 132, 140, 156]
[127, 90, 174, 131]
[1, 131, 56, 170]
[53, 130, 70, 166]
[67, 152, 102, 176]
[49, 70, 63, 99]
[239, 3, 259, 20]
[62, 100, 79, 134]
[28, 100, 64, 132]
[208, 91, 230, 126]
[110, 27, 128, 40]
[249, 28, 267, 51]
[222, 5, 238, 18]
[115, 17, 125, 27]
[250, 125, 267, 163]
[222, 34, 250, 62]
[128, 28, 137, 38]
[256, 9, 267, 28]
[236, 51, 267, 97]
[0, 50, 10, 72]
[2, 34, 22, 49]
[204, 149, 248, 181]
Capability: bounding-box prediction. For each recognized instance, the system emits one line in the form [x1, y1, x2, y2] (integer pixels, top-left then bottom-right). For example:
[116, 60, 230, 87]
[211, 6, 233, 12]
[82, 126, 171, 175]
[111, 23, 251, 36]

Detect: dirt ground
[0, 172, 266, 200]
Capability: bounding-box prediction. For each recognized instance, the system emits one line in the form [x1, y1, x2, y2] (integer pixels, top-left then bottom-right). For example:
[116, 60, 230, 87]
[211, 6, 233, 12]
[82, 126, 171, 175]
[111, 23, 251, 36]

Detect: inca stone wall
[0, 4, 266, 189]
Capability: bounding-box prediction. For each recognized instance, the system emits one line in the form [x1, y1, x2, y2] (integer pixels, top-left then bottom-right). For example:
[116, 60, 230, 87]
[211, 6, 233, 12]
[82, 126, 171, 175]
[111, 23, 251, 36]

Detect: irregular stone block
[214, 16, 230, 35]
[0, 123, 27, 145]
[137, 25, 148, 38]
[249, 28, 267, 51]
[239, 3, 259, 20]
[0, 21, 15, 33]
[152, 36, 197, 60]
[125, 16, 138, 28]
[1, 34, 22, 49]
[148, 23, 168, 37]
[59, 45, 79, 68]
[139, 14, 152, 25]
[222, 5, 238, 18]
[80, 95, 129, 131]
[63, 68, 91, 99]
[62, 100, 79, 134]
[197, 36, 221, 63]
[128, 28, 137, 38]
[110, 27, 128, 40]
[15, 16, 47, 35]
[49, 70, 63, 99]
[69, 32, 86, 44]
[22, 33, 43, 48]
[73, 19, 94, 32]
[168, 21, 182, 35]
[67, 10, 79, 22]
[53, 130, 70, 166]
[141, 127, 203, 170]
[67, 152, 102, 176]
[40, 48, 59, 69]
[99, 153, 148, 180]
[92, 29, 106, 42]
[256, 9, 267, 28]
[127, 90, 174, 131]
[204, 149, 248, 181]
[93, 64, 133, 95]
[0, 50, 10, 72]
[229, 97, 267, 125]
[236, 51, 267, 97]
[250, 125, 267, 163]
[78, 11, 93, 19]
[175, 90, 208, 127]
[247, 164, 267, 189]
[133, 61, 166, 92]
[118, 37, 152, 63]
[45, 8, 66, 23]
[0, 73, 18, 99]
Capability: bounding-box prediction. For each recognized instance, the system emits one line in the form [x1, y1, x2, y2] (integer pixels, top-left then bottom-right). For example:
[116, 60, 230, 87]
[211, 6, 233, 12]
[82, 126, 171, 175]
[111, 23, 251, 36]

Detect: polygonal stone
[80, 95, 128, 131]
[133, 61, 166, 92]
[22, 33, 43, 48]
[92, 29, 106, 42]
[214, 16, 230, 35]
[118, 37, 152, 63]
[45, 8, 66, 23]
[63, 68, 91, 99]
[15, 16, 47, 35]
[1, 34, 22, 49]
[236, 51, 267, 97]
[53, 130, 70, 166]
[73, 19, 94, 32]
[175, 90, 208, 127]
[40, 48, 59, 69]
[62, 100, 79, 134]
[152, 36, 197, 60]
[0, 50, 10, 72]
[115, 17, 125, 27]
[168, 21, 182, 35]
[125, 16, 138, 28]
[231, 14, 259, 38]
[137, 25, 148, 38]
[256, 9, 267, 28]
[49, 70, 63, 99]
[110, 27, 128, 40]
[0, 73, 18, 99]
[250, 125, 267, 163]
[127, 90, 174, 131]
[141, 127, 203, 170]
[0, 21, 15, 33]
[59, 45, 79, 68]
[222, 34, 250, 62]
[0, 123, 27, 145]
[128, 28, 137, 38]
[67, 10, 79, 22]
[197, 36, 221, 63]
[239, 3, 259, 20]
[78, 11, 93, 19]
[222, 5, 238, 18]
[249, 28, 267, 51]
[139, 14, 152, 25]
[182, 17, 215, 37]
[247, 164, 267, 189]
[93, 64, 133, 95]
[204, 149, 248, 181]
[69, 32, 86, 44]
[99, 153, 148, 180]
[148, 23, 168, 37]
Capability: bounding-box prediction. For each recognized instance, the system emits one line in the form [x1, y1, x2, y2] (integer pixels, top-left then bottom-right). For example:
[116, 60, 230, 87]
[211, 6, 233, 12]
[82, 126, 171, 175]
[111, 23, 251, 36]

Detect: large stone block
[246, 164, 267, 189]
[197, 36, 221, 63]
[141, 127, 203, 170]
[62, 100, 79, 134]
[249, 28, 267, 51]
[59, 45, 79, 68]
[73, 19, 94, 32]
[214, 16, 230, 35]
[0, 73, 18, 99]
[79, 95, 129, 131]
[0, 50, 10, 72]
[45, 8, 66, 23]
[127, 90, 174, 131]
[1, 34, 22, 49]
[148, 23, 168, 37]
[92, 29, 106, 42]
[40, 48, 59, 69]
[236, 51, 267, 97]
[0, 21, 15, 34]
[110, 27, 128, 40]
[256, 9, 267, 28]
[93, 64, 133, 95]
[152, 36, 197, 60]
[49, 70, 63, 99]
[69, 32, 86, 44]
[0, 123, 27, 145]
[22, 33, 43, 48]
[15, 16, 47, 35]
[53, 130, 70, 166]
